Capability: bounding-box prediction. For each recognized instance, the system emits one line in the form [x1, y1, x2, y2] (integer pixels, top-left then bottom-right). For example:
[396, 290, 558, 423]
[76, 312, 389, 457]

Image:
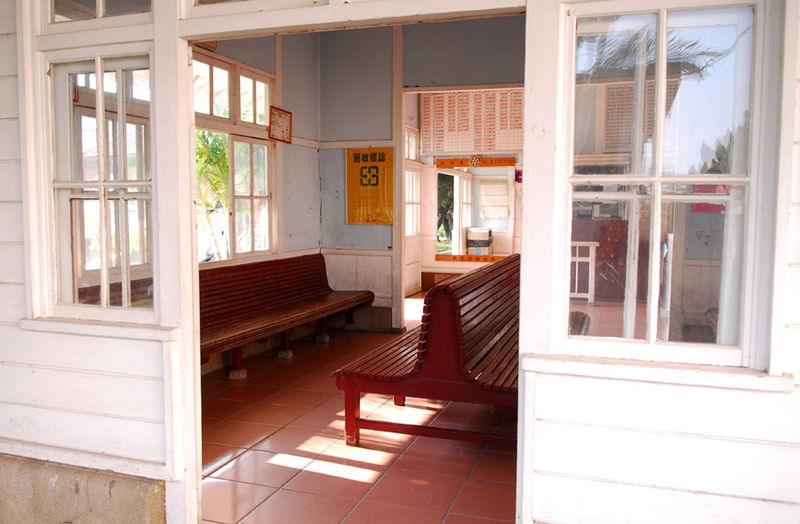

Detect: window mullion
[95, 58, 110, 308]
[646, 9, 668, 344]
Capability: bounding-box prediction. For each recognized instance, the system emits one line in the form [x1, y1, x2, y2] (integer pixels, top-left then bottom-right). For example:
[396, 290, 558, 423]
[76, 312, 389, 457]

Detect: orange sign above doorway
[435, 156, 517, 168]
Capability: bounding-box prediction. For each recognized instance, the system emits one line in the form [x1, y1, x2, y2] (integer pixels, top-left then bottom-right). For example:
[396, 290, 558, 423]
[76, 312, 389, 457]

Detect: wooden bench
[333, 254, 521, 446]
[200, 253, 374, 378]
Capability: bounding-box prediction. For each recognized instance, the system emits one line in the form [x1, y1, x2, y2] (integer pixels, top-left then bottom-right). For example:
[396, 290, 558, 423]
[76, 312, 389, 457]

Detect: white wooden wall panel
[787, 267, 800, 324]
[792, 144, 800, 201]
[532, 473, 800, 523]
[0, 403, 165, 463]
[0, 161, 21, 201]
[0, 243, 24, 283]
[785, 327, 800, 381]
[0, 78, 18, 118]
[0, 327, 164, 377]
[0, 202, 23, 241]
[789, 206, 800, 262]
[0, 119, 20, 160]
[0, 283, 24, 323]
[0, 366, 164, 421]
[533, 420, 800, 503]
[323, 252, 393, 306]
[0, 36, 15, 77]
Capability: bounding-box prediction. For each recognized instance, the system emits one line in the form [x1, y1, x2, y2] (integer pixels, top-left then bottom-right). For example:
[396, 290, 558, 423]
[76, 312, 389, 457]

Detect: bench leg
[315, 317, 330, 344]
[344, 308, 356, 332]
[228, 348, 247, 380]
[344, 379, 360, 446]
[277, 331, 293, 360]
[393, 395, 405, 406]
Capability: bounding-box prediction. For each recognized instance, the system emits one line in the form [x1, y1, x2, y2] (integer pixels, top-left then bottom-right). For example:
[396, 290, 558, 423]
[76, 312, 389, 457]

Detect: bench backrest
[199, 253, 331, 326]
[417, 254, 520, 385]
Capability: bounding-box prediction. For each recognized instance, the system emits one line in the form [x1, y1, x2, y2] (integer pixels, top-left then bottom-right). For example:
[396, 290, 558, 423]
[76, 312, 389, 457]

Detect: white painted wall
[786, 10, 800, 380]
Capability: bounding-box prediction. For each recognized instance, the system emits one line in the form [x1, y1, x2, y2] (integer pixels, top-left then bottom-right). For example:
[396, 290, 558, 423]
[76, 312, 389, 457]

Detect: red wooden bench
[200, 253, 374, 378]
[333, 254, 520, 446]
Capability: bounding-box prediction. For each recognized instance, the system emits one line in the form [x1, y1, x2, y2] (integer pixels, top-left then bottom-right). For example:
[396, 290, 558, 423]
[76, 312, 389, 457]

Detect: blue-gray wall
[216, 36, 276, 74]
[403, 16, 525, 87]
[282, 33, 320, 141]
[320, 149, 392, 249]
[320, 27, 393, 141]
[283, 144, 321, 251]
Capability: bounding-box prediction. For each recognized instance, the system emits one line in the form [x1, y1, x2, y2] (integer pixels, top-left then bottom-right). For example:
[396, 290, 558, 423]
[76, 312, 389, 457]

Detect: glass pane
[78, 114, 99, 181]
[437, 173, 454, 254]
[53, 0, 95, 22]
[253, 199, 269, 251]
[213, 66, 230, 118]
[234, 142, 251, 196]
[195, 130, 231, 263]
[253, 144, 268, 196]
[405, 205, 414, 236]
[103, 71, 117, 94]
[662, 8, 753, 175]
[106, 118, 117, 180]
[235, 199, 252, 253]
[240, 76, 254, 123]
[256, 81, 267, 125]
[193, 61, 210, 114]
[570, 184, 651, 339]
[479, 180, 509, 219]
[131, 69, 150, 102]
[72, 197, 101, 305]
[657, 186, 744, 344]
[105, 0, 151, 16]
[574, 14, 657, 175]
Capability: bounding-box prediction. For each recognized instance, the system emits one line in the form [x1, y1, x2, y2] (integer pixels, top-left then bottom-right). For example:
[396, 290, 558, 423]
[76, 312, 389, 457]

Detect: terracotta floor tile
[320, 440, 401, 469]
[365, 468, 465, 512]
[201, 477, 275, 524]
[252, 426, 339, 455]
[266, 387, 338, 408]
[202, 397, 254, 421]
[344, 501, 445, 523]
[450, 479, 516, 521]
[282, 453, 383, 499]
[366, 401, 440, 426]
[444, 515, 513, 523]
[201, 443, 246, 476]
[229, 400, 307, 426]
[210, 448, 312, 488]
[239, 489, 354, 524]
[208, 383, 282, 403]
[432, 403, 508, 429]
[293, 371, 340, 391]
[202, 379, 233, 399]
[471, 452, 516, 484]
[202, 420, 281, 448]
[394, 439, 482, 477]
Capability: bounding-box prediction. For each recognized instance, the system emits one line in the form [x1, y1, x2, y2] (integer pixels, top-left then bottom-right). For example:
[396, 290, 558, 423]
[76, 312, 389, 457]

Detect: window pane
[657, 185, 744, 344]
[195, 130, 230, 263]
[235, 199, 251, 253]
[131, 69, 150, 102]
[256, 81, 268, 125]
[193, 61, 210, 114]
[570, 184, 651, 339]
[240, 76, 254, 123]
[234, 141, 250, 196]
[437, 173, 454, 254]
[53, 0, 95, 22]
[479, 180, 509, 219]
[106, 118, 116, 180]
[253, 144, 268, 196]
[213, 66, 230, 118]
[253, 199, 269, 251]
[104, 0, 151, 16]
[574, 14, 657, 175]
[662, 8, 753, 175]
[72, 197, 101, 305]
[78, 114, 99, 181]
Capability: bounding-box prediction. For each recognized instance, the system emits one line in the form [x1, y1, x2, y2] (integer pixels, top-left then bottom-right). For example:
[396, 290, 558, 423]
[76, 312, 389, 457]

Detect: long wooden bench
[333, 254, 521, 446]
[200, 253, 374, 378]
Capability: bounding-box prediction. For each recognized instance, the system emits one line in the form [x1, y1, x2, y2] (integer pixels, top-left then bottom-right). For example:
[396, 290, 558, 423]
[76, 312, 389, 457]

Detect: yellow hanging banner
[346, 148, 394, 224]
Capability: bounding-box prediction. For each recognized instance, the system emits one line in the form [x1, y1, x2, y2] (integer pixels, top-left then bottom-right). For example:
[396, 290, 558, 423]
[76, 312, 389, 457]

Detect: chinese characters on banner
[346, 148, 393, 224]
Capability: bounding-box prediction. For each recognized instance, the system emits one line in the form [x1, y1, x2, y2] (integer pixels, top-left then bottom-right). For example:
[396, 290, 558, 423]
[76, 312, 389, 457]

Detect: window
[404, 168, 421, 236]
[404, 127, 420, 161]
[52, 0, 151, 22]
[193, 47, 276, 263]
[479, 179, 509, 220]
[567, 6, 757, 350]
[436, 170, 472, 254]
[52, 56, 153, 308]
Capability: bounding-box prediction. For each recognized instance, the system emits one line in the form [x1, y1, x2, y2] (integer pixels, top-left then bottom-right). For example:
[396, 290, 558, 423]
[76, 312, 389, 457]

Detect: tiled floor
[201, 329, 517, 523]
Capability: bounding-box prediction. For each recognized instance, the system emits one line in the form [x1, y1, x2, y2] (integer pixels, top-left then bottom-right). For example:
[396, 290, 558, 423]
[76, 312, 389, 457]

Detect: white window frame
[552, 0, 780, 369]
[404, 165, 421, 236]
[230, 135, 275, 257]
[436, 168, 472, 256]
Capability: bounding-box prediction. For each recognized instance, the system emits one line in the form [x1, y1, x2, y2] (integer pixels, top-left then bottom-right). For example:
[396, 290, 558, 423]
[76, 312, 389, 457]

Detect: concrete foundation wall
[0, 453, 165, 523]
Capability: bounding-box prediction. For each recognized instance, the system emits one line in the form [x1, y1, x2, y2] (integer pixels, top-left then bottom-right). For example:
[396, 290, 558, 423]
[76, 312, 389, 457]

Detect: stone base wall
[0, 453, 165, 523]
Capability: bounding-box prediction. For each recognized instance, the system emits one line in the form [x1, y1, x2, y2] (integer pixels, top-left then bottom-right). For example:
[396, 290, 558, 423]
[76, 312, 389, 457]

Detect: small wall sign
[268, 106, 292, 144]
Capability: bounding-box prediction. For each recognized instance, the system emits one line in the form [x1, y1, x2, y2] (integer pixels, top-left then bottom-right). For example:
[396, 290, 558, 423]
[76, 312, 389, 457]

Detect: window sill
[20, 317, 179, 342]
[521, 353, 795, 393]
